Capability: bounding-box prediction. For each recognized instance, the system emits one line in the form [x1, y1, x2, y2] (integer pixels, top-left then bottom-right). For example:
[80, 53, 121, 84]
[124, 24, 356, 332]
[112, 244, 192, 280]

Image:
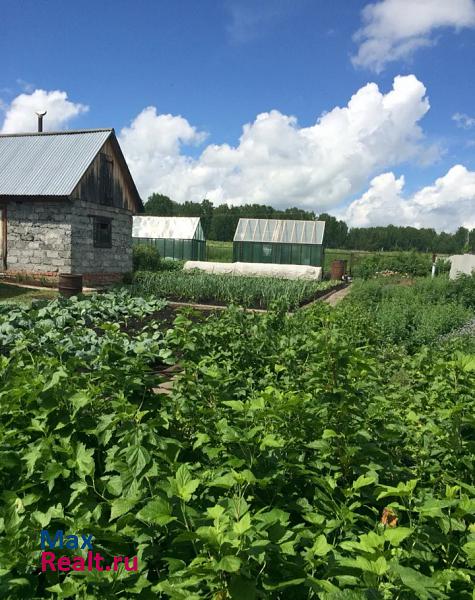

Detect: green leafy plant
[133, 244, 162, 271]
[0, 277, 473, 599]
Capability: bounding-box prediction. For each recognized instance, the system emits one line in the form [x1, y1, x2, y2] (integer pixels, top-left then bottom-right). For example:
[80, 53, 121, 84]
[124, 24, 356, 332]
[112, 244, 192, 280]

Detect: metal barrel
[58, 273, 83, 298]
[330, 260, 347, 281]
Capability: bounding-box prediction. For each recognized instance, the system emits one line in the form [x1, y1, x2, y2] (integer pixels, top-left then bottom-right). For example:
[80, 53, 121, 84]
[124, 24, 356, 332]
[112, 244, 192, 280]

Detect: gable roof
[0, 129, 143, 211]
[133, 216, 205, 241]
[233, 218, 325, 245]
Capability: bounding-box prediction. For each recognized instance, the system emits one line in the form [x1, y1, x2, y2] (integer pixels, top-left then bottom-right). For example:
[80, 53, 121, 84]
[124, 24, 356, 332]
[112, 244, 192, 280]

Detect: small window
[93, 217, 112, 248]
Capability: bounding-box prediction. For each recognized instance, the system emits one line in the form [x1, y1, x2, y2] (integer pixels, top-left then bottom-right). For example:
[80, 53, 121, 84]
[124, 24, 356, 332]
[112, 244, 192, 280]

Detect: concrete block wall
[6, 200, 73, 273]
[70, 199, 133, 275]
[5, 198, 133, 285]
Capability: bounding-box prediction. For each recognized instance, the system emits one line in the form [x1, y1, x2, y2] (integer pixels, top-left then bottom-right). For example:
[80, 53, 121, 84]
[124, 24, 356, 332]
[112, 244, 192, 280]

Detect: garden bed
[131, 270, 342, 310]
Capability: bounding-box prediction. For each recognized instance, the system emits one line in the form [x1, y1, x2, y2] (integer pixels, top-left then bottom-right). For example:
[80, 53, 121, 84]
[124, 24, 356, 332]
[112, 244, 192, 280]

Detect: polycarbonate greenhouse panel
[233, 218, 325, 245]
[134, 238, 205, 261]
[233, 241, 324, 267]
[133, 216, 205, 241]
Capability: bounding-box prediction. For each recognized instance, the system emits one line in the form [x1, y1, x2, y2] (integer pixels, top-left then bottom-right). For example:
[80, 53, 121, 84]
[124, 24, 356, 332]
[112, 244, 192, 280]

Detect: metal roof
[0, 129, 112, 196]
[133, 216, 205, 240]
[233, 218, 325, 245]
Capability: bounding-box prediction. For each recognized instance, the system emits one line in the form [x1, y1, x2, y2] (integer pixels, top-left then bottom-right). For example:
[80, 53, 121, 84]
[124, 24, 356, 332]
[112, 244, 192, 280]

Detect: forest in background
[144, 193, 475, 254]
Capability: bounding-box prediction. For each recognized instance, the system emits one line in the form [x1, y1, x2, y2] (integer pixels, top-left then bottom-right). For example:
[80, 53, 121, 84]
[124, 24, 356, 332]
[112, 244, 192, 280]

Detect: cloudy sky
[1, 0, 475, 231]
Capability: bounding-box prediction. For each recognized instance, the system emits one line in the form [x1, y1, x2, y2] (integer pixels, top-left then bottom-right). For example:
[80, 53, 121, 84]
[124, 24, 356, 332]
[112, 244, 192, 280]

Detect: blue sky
[1, 0, 475, 230]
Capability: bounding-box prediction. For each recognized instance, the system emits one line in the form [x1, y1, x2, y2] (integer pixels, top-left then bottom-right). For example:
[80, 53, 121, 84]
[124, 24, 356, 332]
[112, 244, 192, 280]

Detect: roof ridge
[0, 128, 114, 138]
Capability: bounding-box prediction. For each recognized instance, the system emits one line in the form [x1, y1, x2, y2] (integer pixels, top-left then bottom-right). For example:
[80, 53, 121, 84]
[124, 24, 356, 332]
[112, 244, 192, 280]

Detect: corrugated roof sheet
[133, 216, 204, 240]
[0, 129, 112, 196]
[233, 218, 325, 245]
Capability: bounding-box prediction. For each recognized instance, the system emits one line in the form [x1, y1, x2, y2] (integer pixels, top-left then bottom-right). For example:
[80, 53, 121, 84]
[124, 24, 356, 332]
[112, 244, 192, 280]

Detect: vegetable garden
[0, 275, 474, 599]
[132, 271, 339, 310]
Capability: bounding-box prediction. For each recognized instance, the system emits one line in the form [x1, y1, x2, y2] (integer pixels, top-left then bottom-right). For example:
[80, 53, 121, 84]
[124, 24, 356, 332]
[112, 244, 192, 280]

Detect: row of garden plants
[0, 276, 474, 598]
[131, 270, 338, 310]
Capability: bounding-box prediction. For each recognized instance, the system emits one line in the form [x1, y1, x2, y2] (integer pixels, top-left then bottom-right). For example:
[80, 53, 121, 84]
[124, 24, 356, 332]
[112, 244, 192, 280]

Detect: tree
[318, 213, 348, 248]
[145, 194, 177, 216]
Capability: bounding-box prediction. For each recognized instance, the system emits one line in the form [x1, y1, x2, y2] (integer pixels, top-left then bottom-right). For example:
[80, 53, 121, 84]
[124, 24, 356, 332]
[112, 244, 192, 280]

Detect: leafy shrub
[132, 244, 161, 271]
[345, 275, 474, 349]
[160, 258, 185, 272]
[355, 252, 432, 279]
[436, 257, 451, 274]
[447, 273, 475, 309]
[1, 293, 474, 598]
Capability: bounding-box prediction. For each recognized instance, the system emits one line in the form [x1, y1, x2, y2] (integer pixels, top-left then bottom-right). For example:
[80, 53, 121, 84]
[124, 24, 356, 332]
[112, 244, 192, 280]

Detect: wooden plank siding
[70, 137, 140, 212]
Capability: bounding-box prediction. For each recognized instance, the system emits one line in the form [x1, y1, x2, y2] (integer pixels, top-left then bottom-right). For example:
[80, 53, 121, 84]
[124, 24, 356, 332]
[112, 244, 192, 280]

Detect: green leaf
[377, 479, 418, 500]
[110, 497, 137, 520]
[75, 442, 94, 479]
[234, 512, 251, 536]
[69, 391, 90, 416]
[23, 444, 43, 477]
[383, 527, 413, 547]
[174, 464, 200, 502]
[105, 475, 123, 497]
[46, 579, 80, 597]
[223, 400, 245, 411]
[42, 462, 69, 493]
[462, 541, 475, 564]
[353, 474, 376, 490]
[218, 555, 241, 573]
[260, 434, 285, 450]
[43, 367, 67, 392]
[126, 444, 150, 477]
[137, 498, 175, 526]
[312, 534, 332, 557]
[31, 504, 64, 528]
[209, 473, 237, 488]
[392, 563, 439, 598]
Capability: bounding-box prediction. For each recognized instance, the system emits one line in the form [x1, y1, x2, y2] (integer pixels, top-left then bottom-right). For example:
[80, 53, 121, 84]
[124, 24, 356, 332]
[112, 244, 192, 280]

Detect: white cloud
[340, 165, 475, 231]
[352, 0, 475, 72]
[453, 112, 475, 129]
[0, 89, 88, 133]
[118, 106, 208, 203]
[120, 75, 434, 210]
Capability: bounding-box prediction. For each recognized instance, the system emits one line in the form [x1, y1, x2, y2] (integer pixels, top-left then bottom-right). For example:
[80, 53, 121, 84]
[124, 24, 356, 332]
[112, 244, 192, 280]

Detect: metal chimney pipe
[35, 111, 47, 132]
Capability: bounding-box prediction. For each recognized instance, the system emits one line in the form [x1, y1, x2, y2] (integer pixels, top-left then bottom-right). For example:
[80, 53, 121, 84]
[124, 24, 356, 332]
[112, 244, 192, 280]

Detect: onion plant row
[132, 270, 338, 309]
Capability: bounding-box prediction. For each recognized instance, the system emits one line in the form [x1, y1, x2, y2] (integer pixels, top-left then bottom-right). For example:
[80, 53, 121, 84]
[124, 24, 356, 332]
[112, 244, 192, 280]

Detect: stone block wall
[70, 199, 133, 275]
[4, 198, 133, 286]
[5, 200, 73, 273]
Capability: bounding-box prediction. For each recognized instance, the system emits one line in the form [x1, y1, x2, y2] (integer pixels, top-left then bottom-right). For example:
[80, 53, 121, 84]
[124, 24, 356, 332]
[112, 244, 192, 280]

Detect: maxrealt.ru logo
[40, 530, 138, 572]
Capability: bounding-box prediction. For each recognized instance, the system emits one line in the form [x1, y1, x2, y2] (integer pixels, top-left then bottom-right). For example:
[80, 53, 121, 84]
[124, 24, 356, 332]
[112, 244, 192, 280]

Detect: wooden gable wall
[70, 137, 140, 212]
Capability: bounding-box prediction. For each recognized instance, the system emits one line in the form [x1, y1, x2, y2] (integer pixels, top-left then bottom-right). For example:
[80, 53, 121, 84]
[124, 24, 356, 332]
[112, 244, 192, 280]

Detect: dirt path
[323, 284, 352, 306]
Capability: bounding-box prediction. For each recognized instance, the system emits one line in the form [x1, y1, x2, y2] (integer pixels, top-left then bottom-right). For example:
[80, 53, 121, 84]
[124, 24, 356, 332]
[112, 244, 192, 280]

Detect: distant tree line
[144, 193, 475, 253]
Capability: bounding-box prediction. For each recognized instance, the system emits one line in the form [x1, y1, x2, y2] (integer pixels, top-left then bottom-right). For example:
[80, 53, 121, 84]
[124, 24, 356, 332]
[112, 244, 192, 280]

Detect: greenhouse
[132, 216, 206, 261]
[233, 218, 326, 266]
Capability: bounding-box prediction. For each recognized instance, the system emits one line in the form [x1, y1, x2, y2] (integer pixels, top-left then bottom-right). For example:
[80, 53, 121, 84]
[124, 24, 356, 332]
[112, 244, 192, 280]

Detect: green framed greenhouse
[132, 216, 206, 261]
[233, 218, 326, 266]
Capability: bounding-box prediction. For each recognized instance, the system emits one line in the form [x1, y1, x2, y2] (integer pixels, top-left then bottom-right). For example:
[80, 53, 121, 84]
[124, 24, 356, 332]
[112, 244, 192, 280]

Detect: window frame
[93, 216, 112, 249]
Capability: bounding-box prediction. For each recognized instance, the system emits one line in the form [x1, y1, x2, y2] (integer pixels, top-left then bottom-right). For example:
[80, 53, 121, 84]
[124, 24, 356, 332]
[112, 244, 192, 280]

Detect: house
[233, 218, 326, 267]
[133, 216, 206, 261]
[0, 128, 142, 286]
